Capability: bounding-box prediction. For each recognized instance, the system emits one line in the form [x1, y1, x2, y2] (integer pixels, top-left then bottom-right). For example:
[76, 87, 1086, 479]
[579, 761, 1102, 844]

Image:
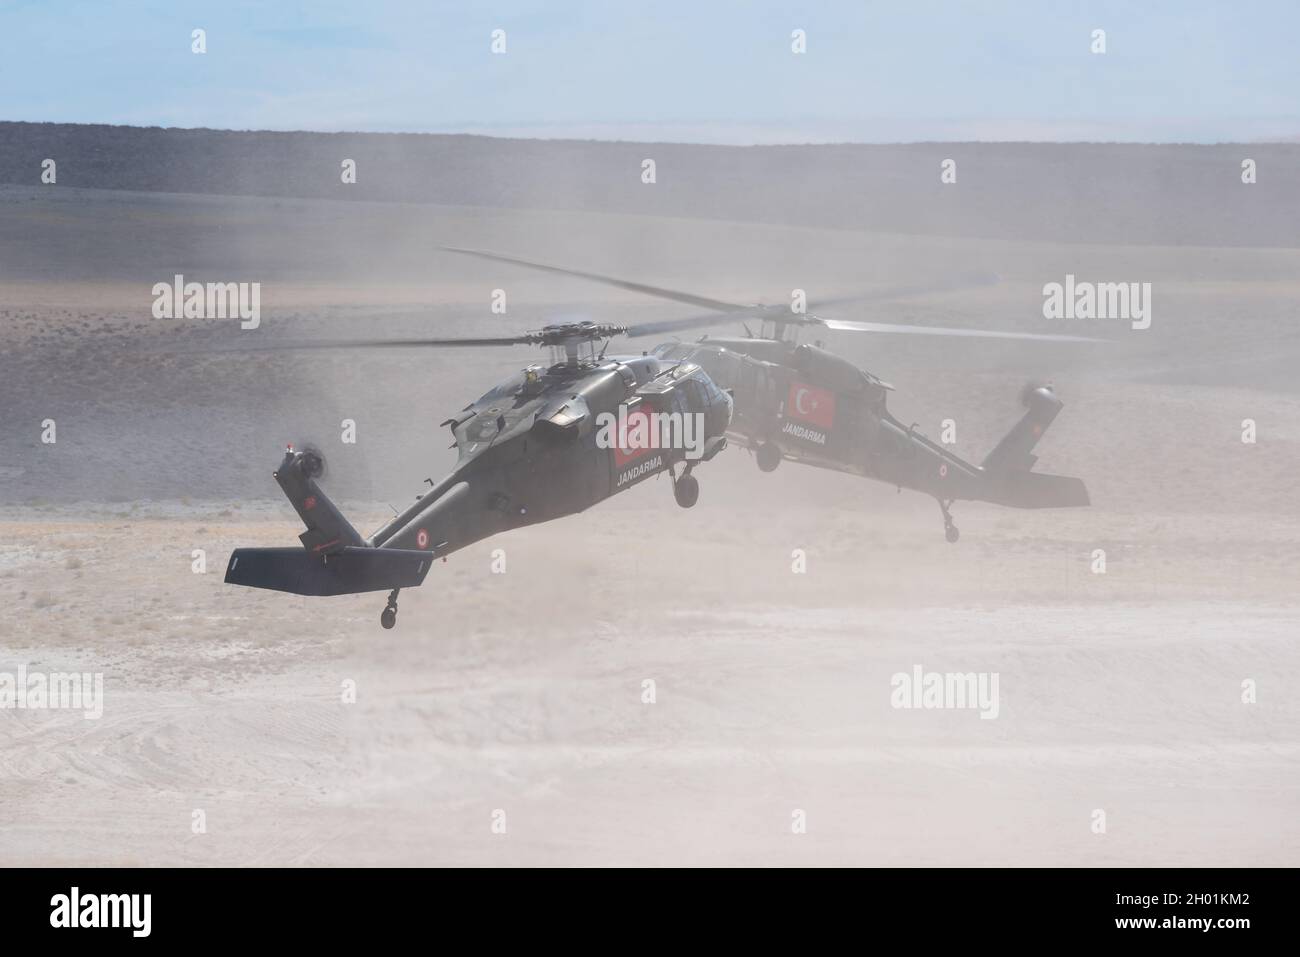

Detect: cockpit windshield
[652, 342, 696, 362]
[682, 346, 740, 391]
[475, 371, 527, 404]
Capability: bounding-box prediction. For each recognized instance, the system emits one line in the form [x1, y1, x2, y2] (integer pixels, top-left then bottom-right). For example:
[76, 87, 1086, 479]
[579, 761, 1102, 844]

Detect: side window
[680, 375, 709, 410]
[688, 350, 730, 390]
[715, 351, 741, 390]
[739, 357, 757, 394]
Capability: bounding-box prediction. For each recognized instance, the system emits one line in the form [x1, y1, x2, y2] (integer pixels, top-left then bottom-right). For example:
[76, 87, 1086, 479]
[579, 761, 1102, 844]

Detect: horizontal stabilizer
[225, 546, 433, 596]
[996, 471, 1090, 508]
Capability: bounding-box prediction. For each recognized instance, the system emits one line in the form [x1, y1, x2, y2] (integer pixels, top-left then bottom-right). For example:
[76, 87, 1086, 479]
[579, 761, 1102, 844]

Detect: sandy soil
[1, 178, 1298, 865]
[2, 496, 1296, 865]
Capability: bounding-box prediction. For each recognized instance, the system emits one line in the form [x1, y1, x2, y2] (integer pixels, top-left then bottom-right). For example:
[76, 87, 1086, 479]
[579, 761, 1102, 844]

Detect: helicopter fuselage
[366, 354, 729, 556]
[225, 352, 733, 610]
[652, 336, 1087, 519]
[427, 245, 1089, 548]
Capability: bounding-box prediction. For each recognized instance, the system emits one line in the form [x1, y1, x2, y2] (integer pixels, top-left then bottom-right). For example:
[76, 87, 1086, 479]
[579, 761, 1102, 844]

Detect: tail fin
[224, 446, 433, 596]
[981, 384, 1062, 474]
[982, 386, 1090, 508]
[273, 446, 365, 555]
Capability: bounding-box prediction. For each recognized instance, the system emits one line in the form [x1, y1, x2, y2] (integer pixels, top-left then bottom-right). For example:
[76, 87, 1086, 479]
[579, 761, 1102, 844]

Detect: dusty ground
[2, 497, 1296, 865]
[2, 171, 1298, 865]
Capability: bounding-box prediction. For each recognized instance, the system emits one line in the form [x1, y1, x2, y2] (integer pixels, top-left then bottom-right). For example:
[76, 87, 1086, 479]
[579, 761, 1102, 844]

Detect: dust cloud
[1, 128, 1296, 864]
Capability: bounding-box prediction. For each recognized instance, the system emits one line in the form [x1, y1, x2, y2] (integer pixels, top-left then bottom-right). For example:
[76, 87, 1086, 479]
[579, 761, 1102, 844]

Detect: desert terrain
[1, 128, 1297, 865]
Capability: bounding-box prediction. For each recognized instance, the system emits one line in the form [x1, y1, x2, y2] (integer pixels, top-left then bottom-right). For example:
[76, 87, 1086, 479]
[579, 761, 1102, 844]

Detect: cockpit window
[690, 348, 740, 390]
[652, 342, 695, 361]
[475, 371, 527, 404]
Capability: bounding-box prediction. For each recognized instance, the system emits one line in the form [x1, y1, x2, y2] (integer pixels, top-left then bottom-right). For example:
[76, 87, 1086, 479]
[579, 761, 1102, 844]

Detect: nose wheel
[938, 499, 959, 543]
[380, 589, 400, 629]
[755, 441, 782, 473]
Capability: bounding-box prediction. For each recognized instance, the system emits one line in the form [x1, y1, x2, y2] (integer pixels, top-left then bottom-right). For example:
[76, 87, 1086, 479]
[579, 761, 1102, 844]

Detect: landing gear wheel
[756, 442, 782, 473]
[380, 588, 400, 629]
[937, 499, 959, 544]
[674, 473, 700, 508]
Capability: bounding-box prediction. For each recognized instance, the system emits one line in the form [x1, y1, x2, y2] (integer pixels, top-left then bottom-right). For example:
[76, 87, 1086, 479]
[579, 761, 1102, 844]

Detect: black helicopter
[442, 247, 1095, 543]
[223, 321, 732, 628]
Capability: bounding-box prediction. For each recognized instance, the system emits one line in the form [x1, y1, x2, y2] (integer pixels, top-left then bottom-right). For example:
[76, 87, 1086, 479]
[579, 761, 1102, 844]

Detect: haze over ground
[1, 117, 1296, 864]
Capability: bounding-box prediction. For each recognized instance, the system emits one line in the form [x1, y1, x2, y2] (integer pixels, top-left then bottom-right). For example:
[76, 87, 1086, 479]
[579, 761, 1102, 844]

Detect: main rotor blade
[441, 247, 1015, 351]
[441, 246, 750, 313]
[625, 311, 748, 338]
[623, 271, 1006, 338]
[625, 308, 1098, 344]
[817, 318, 1104, 342]
[173, 334, 538, 354]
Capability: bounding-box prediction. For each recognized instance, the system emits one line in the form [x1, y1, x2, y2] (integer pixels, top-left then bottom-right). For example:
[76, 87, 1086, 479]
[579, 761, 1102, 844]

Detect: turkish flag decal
[787, 382, 836, 430]
[614, 406, 661, 466]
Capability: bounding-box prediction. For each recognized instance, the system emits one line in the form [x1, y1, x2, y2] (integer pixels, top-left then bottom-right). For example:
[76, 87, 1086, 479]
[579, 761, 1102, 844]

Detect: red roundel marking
[938, 463, 948, 478]
[303, 495, 317, 510]
[416, 528, 430, 549]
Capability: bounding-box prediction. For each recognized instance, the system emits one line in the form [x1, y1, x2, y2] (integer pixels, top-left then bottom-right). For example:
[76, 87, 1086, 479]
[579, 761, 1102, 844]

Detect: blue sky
[1, 0, 1296, 143]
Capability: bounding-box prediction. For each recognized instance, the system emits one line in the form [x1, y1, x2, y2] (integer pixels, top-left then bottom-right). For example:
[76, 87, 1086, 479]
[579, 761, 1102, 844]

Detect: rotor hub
[531, 321, 627, 346]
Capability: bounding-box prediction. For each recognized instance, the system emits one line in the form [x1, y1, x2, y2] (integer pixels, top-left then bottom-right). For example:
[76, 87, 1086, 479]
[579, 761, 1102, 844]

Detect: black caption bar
[0, 867, 1282, 944]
